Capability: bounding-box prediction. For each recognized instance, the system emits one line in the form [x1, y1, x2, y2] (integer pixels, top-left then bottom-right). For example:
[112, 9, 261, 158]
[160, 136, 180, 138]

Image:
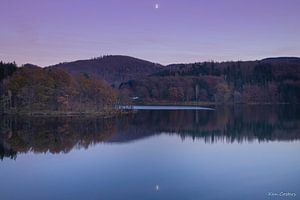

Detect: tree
[0, 61, 17, 82]
[5, 67, 117, 112]
[215, 83, 231, 103]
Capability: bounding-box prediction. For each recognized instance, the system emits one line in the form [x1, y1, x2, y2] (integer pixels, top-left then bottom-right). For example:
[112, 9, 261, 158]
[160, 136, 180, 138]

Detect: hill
[120, 57, 300, 104]
[48, 55, 163, 87]
[2, 56, 300, 111]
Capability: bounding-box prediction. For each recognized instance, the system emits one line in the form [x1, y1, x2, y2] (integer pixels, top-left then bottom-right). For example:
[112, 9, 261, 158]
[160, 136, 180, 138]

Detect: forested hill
[120, 57, 300, 104]
[1, 56, 300, 113]
[48, 55, 163, 87]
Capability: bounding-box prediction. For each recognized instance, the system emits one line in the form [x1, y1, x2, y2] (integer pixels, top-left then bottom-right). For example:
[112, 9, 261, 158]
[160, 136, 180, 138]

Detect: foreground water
[0, 105, 299, 200]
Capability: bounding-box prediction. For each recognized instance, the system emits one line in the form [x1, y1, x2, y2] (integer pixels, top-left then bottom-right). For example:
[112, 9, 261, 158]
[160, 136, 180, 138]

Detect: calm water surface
[123, 105, 215, 110]
[0, 106, 300, 200]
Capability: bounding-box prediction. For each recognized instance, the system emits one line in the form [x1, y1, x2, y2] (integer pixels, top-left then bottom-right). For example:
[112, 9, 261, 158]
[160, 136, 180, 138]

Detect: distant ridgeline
[1, 56, 300, 113]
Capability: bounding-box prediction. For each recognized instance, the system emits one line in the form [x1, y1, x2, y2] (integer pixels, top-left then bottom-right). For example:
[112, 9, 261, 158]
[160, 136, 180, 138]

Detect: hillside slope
[49, 55, 163, 87]
[120, 57, 300, 104]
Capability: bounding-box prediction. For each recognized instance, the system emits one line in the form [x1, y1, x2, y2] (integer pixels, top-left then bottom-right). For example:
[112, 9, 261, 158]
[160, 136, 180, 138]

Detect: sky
[0, 0, 299, 66]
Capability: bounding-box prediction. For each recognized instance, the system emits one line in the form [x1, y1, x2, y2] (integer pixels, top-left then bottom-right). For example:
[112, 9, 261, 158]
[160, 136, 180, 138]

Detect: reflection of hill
[114, 106, 300, 143]
[0, 117, 121, 159]
[1, 105, 300, 159]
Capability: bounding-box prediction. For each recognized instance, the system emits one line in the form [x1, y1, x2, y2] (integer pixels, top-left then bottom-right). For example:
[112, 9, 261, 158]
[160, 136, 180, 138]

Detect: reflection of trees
[0, 144, 16, 160]
[0, 116, 125, 159]
[122, 105, 300, 143]
[1, 105, 300, 159]
[150, 105, 300, 143]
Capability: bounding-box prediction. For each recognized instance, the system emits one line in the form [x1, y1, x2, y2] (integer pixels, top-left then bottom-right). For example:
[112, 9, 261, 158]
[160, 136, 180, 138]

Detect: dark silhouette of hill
[22, 63, 41, 69]
[48, 55, 163, 87]
[261, 57, 300, 63]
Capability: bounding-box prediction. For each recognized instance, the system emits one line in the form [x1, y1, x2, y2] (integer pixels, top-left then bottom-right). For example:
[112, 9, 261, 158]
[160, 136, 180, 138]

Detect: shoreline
[1, 109, 135, 118]
[1, 103, 298, 117]
[133, 101, 295, 107]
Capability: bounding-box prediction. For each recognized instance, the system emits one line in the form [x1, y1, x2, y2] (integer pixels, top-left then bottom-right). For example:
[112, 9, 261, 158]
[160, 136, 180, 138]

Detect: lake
[0, 105, 299, 200]
[120, 105, 215, 110]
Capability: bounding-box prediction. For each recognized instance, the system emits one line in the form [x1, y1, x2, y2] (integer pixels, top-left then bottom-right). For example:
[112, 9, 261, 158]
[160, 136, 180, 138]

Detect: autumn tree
[5, 67, 117, 112]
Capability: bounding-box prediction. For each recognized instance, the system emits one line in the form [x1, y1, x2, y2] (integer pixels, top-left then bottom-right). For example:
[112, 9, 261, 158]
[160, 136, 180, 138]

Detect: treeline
[0, 61, 18, 95]
[1, 62, 117, 113]
[121, 58, 300, 104]
[0, 61, 17, 81]
[120, 75, 227, 102]
[1, 56, 300, 110]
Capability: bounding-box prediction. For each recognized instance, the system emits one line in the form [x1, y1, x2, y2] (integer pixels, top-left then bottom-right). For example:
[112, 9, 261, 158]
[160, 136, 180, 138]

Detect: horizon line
[2, 54, 300, 67]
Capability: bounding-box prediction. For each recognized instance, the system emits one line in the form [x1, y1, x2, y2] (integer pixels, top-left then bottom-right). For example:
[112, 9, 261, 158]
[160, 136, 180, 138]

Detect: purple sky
[1, 0, 299, 66]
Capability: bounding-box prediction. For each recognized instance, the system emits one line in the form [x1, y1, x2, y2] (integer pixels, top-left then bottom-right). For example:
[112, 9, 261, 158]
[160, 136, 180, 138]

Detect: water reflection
[1, 105, 299, 160]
